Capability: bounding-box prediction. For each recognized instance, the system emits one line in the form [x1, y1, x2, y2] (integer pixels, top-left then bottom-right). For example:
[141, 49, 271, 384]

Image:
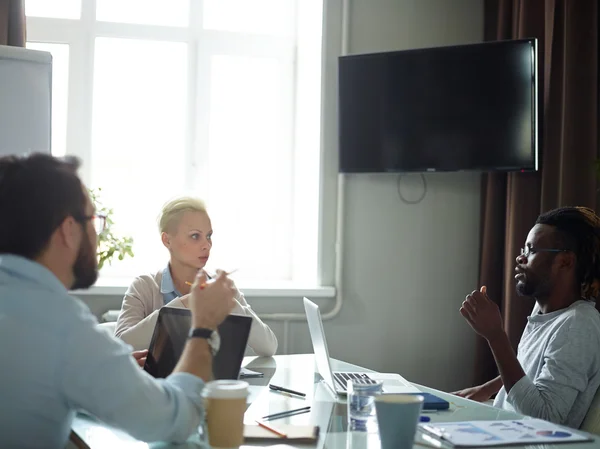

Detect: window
[26, 0, 324, 287]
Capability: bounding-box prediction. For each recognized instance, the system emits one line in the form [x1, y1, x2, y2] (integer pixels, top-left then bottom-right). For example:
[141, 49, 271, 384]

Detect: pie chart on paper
[536, 430, 572, 438]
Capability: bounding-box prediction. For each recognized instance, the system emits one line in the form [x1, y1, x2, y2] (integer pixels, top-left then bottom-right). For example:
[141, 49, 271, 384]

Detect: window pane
[96, 0, 189, 26]
[203, 0, 295, 37]
[91, 38, 188, 278]
[205, 55, 293, 282]
[25, 0, 80, 19]
[26, 42, 69, 157]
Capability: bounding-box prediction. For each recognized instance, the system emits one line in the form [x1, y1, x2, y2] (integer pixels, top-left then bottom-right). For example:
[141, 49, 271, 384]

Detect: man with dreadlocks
[453, 207, 600, 428]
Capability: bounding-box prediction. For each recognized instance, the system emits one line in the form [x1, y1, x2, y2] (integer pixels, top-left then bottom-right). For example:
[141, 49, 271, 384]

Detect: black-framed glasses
[77, 214, 107, 235]
[520, 246, 569, 258]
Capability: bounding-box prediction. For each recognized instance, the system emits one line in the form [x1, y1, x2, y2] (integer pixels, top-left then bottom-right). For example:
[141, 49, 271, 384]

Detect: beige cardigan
[114, 270, 278, 356]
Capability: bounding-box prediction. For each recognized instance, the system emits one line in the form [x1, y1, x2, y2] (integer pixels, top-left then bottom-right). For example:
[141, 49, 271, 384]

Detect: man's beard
[71, 230, 99, 290]
[515, 270, 553, 298]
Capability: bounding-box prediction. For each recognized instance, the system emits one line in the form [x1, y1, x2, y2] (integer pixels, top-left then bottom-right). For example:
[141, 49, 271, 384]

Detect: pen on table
[261, 406, 311, 421]
[269, 390, 303, 400]
[255, 420, 288, 438]
[269, 384, 306, 398]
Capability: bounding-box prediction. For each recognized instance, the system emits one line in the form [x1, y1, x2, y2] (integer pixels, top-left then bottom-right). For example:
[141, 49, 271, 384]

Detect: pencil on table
[255, 420, 287, 438]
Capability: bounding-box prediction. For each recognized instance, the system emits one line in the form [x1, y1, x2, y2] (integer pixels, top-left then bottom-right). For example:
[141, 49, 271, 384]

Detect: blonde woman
[114, 197, 278, 356]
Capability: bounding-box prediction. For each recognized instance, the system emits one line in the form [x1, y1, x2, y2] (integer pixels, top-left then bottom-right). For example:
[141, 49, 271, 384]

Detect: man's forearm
[173, 339, 213, 381]
[487, 332, 526, 393]
[483, 375, 503, 396]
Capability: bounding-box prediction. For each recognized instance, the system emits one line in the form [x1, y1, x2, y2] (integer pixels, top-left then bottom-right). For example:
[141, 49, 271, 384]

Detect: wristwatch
[188, 328, 221, 355]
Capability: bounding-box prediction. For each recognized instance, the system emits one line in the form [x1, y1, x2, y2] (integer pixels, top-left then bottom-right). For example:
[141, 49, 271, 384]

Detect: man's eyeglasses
[520, 246, 569, 258]
[77, 214, 107, 235]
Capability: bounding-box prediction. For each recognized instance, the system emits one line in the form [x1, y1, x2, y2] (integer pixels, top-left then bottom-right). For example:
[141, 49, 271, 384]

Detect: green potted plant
[89, 188, 134, 270]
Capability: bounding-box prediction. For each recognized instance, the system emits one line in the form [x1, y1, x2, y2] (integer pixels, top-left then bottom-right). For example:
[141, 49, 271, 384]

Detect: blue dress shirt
[160, 265, 183, 305]
[0, 255, 205, 449]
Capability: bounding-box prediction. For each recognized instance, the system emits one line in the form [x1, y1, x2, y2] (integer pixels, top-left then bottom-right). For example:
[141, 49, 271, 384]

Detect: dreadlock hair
[536, 207, 600, 300]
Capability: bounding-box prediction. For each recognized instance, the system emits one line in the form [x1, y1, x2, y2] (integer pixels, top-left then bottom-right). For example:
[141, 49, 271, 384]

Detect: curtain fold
[0, 0, 25, 47]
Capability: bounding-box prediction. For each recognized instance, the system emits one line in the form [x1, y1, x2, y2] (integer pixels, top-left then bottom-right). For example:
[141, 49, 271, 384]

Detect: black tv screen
[338, 39, 538, 173]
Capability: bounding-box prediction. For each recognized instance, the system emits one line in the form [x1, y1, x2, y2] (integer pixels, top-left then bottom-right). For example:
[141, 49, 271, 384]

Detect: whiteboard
[0, 45, 52, 157]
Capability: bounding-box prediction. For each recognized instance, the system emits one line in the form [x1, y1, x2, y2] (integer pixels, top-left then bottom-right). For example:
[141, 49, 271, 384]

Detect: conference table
[70, 354, 600, 449]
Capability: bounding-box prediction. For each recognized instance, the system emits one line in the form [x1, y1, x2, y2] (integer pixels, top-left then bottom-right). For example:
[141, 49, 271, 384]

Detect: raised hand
[188, 270, 236, 330]
[460, 286, 505, 341]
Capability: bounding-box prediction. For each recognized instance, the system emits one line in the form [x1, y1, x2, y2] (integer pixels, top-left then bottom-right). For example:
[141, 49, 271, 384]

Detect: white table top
[70, 354, 600, 449]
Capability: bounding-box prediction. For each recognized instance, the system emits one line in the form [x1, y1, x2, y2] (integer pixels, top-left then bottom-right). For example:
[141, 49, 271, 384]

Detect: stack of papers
[419, 419, 592, 447]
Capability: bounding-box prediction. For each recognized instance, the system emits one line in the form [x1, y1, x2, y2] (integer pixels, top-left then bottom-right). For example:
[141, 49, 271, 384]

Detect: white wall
[76, 0, 485, 392]
[314, 0, 485, 391]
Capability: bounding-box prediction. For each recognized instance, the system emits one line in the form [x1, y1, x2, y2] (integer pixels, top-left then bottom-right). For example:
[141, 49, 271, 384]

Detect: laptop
[303, 297, 420, 396]
[143, 307, 252, 380]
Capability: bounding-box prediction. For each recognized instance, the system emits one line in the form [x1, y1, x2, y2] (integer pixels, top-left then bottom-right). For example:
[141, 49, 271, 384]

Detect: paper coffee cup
[202, 380, 249, 448]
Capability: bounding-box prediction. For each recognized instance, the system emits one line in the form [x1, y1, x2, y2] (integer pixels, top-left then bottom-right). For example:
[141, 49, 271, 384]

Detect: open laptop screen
[144, 308, 252, 380]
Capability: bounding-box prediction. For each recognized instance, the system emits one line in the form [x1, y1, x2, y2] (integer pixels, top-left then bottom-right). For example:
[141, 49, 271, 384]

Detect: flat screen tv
[338, 39, 538, 173]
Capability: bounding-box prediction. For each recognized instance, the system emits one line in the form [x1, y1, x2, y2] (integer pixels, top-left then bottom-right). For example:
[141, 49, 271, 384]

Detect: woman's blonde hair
[158, 196, 207, 234]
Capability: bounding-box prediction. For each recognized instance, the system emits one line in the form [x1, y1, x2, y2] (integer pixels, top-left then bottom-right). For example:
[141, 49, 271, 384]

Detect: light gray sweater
[493, 300, 600, 428]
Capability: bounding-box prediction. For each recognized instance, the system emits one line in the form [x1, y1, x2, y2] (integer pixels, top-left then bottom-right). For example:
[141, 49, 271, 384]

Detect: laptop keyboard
[334, 372, 376, 391]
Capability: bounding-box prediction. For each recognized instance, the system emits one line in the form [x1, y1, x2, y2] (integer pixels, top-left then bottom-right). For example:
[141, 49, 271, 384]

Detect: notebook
[406, 392, 450, 410]
[244, 424, 320, 443]
[419, 419, 592, 447]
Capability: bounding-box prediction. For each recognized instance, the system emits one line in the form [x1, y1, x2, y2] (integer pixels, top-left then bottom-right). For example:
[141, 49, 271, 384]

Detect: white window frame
[26, 0, 335, 297]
